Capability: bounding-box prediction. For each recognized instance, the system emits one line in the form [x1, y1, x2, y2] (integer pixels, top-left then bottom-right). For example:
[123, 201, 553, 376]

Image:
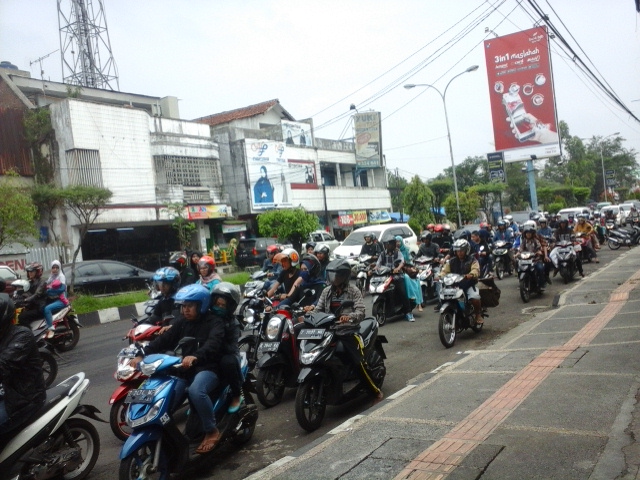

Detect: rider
[537, 217, 554, 239]
[361, 232, 382, 260]
[17, 262, 47, 327]
[279, 254, 325, 307]
[262, 244, 282, 292]
[418, 231, 440, 258]
[266, 248, 300, 301]
[550, 218, 585, 278]
[573, 214, 599, 263]
[493, 220, 515, 274]
[440, 239, 483, 325]
[471, 230, 492, 277]
[149, 266, 181, 324]
[0, 294, 46, 430]
[313, 244, 331, 281]
[518, 221, 548, 290]
[130, 284, 225, 454]
[431, 224, 445, 248]
[170, 251, 197, 287]
[197, 255, 222, 291]
[376, 234, 413, 321]
[210, 282, 244, 414]
[303, 259, 383, 400]
[441, 224, 454, 249]
[304, 241, 316, 255]
[504, 214, 519, 235]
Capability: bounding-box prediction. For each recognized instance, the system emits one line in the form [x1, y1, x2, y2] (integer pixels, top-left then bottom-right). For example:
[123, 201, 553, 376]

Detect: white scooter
[0, 372, 104, 480]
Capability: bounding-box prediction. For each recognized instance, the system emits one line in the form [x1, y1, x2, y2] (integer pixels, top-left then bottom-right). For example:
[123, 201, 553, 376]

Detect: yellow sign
[186, 205, 230, 220]
[353, 210, 368, 225]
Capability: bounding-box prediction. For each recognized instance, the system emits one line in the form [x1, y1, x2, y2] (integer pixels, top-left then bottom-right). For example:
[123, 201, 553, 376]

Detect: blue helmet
[175, 284, 210, 314]
[153, 267, 181, 294]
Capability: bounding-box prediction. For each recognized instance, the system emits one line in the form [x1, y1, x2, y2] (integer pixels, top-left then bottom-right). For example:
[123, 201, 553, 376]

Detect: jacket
[24, 278, 47, 309]
[313, 284, 365, 324]
[0, 325, 46, 416]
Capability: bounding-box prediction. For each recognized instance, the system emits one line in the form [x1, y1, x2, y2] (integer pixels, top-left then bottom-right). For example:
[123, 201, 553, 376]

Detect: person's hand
[158, 326, 172, 335]
[181, 355, 197, 369]
[129, 356, 143, 369]
[338, 315, 351, 324]
[279, 293, 287, 300]
[505, 114, 559, 144]
[303, 305, 314, 312]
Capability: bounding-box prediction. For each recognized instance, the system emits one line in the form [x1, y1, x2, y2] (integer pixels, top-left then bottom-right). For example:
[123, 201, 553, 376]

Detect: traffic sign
[487, 152, 506, 183]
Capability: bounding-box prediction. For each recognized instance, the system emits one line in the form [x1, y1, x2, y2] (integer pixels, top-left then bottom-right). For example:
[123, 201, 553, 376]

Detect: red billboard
[484, 26, 561, 162]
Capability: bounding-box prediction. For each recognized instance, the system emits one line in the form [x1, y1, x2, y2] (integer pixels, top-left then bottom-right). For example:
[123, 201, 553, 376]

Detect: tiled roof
[193, 99, 294, 126]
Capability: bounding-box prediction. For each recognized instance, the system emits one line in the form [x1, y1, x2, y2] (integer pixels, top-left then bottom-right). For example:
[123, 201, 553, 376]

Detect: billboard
[245, 140, 310, 212]
[281, 121, 313, 147]
[354, 112, 382, 168]
[484, 26, 561, 162]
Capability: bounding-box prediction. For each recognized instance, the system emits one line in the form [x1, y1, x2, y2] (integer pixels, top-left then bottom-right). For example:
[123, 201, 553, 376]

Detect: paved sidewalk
[248, 247, 640, 479]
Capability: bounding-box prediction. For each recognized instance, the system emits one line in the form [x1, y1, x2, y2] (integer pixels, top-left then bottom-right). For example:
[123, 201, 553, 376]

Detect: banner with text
[484, 26, 560, 163]
[354, 112, 382, 168]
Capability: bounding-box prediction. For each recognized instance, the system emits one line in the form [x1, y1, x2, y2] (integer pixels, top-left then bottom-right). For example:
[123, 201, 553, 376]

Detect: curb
[77, 301, 146, 327]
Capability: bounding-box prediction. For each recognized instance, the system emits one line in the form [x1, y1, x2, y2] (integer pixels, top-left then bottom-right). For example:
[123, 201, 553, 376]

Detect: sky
[1, 0, 639, 183]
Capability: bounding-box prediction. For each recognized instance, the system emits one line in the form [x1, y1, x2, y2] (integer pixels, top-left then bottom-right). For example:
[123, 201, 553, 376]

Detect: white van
[333, 224, 418, 259]
[557, 207, 591, 220]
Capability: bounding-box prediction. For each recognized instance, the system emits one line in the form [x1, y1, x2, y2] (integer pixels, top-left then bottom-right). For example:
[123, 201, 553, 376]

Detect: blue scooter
[118, 338, 258, 479]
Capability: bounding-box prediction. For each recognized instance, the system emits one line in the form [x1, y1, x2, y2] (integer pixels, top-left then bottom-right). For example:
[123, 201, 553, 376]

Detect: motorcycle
[12, 280, 81, 352]
[294, 305, 388, 432]
[437, 274, 489, 348]
[475, 244, 492, 278]
[355, 254, 375, 295]
[118, 340, 259, 479]
[555, 235, 579, 284]
[606, 223, 640, 250]
[0, 372, 104, 480]
[238, 270, 269, 317]
[414, 255, 439, 305]
[492, 240, 513, 279]
[370, 265, 416, 326]
[516, 251, 544, 303]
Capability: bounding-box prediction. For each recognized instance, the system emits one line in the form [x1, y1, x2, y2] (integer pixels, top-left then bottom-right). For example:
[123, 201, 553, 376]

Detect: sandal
[195, 430, 221, 454]
[475, 317, 484, 325]
[228, 395, 244, 414]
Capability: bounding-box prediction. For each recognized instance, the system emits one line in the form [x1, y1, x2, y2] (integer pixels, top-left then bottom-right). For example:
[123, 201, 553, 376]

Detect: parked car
[62, 260, 155, 294]
[235, 237, 278, 268]
[302, 230, 341, 253]
[619, 203, 640, 225]
[333, 223, 418, 259]
[0, 265, 20, 295]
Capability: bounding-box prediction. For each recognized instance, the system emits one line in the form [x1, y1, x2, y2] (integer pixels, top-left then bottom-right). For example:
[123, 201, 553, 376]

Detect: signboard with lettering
[487, 152, 506, 182]
[354, 112, 382, 168]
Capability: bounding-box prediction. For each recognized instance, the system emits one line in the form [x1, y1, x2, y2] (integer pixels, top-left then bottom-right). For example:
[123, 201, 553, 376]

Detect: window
[154, 155, 222, 188]
[312, 233, 323, 242]
[102, 262, 135, 276]
[76, 263, 103, 277]
[66, 149, 103, 187]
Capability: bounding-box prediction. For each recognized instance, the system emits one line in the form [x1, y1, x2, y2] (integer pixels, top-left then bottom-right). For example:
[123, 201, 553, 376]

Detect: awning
[390, 212, 410, 222]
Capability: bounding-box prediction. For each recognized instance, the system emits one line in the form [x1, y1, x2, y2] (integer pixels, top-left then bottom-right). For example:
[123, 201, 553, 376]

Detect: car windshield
[342, 230, 379, 246]
[237, 240, 256, 251]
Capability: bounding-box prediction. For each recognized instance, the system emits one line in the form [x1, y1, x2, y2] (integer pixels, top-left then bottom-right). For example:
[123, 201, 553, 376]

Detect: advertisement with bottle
[484, 26, 561, 162]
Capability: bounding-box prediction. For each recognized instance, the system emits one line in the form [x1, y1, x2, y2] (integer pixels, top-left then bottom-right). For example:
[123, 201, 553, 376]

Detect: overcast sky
[1, 1, 639, 182]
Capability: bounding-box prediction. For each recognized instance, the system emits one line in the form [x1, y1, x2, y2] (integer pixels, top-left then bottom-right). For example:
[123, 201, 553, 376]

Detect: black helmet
[306, 241, 317, 252]
[381, 233, 397, 250]
[420, 231, 432, 242]
[211, 282, 242, 315]
[458, 230, 471, 241]
[301, 254, 321, 278]
[0, 293, 15, 335]
[314, 243, 330, 258]
[325, 259, 351, 288]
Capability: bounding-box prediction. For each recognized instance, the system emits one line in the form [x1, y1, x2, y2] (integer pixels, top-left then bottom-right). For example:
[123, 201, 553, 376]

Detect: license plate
[520, 261, 532, 266]
[125, 388, 156, 404]
[298, 328, 325, 340]
[443, 288, 457, 295]
[574, 245, 582, 251]
[258, 342, 279, 353]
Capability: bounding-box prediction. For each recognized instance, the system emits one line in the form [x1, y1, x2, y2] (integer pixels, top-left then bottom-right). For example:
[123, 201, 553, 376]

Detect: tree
[63, 185, 113, 294]
[440, 156, 488, 191]
[257, 208, 319, 252]
[427, 179, 452, 222]
[31, 184, 65, 245]
[165, 202, 196, 250]
[468, 182, 505, 223]
[442, 190, 480, 226]
[23, 108, 55, 184]
[0, 171, 38, 251]
[402, 176, 434, 229]
[387, 170, 408, 214]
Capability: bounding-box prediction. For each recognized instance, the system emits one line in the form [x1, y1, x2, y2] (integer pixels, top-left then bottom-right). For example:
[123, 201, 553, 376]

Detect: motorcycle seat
[358, 319, 376, 339]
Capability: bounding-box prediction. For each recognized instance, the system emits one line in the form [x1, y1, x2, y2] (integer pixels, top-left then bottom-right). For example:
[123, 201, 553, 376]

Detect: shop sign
[222, 223, 247, 234]
[338, 212, 354, 227]
[352, 210, 368, 225]
[369, 210, 391, 224]
[186, 205, 230, 220]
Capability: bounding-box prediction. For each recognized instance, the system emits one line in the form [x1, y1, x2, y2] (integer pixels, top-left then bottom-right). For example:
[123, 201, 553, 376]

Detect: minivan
[236, 237, 278, 268]
[333, 224, 418, 259]
[557, 207, 591, 220]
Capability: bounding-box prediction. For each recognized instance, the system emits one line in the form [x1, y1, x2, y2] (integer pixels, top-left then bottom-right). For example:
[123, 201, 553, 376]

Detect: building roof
[193, 99, 295, 127]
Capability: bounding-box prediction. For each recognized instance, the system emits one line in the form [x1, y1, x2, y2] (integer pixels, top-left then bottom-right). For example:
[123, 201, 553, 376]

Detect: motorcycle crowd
[0, 206, 634, 478]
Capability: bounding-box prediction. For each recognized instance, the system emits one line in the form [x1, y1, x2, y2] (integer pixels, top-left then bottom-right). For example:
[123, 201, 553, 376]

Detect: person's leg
[188, 370, 220, 453]
[535, 262, 546, 288]
[466, 286, 483, 324]
[394, 277, 412, 319]
[576, 257, 585, 277]
[17, 308, 40, 327]
[339, 335, 382, 398]
[0, 400, 9, 429]
[219, 354, 243, 412]
[43, 300, 65, 329]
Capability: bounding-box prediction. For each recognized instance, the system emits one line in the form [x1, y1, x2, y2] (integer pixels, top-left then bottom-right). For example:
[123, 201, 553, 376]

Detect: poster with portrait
[288, 160, 318, 190]
[246, 140, 290, 212]
[281, 121, 313, 147]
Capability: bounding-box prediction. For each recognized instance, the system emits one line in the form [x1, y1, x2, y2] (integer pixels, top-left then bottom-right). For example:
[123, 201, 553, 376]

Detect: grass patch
[71, 291, 149, 315]
[222, 272, 250, 285]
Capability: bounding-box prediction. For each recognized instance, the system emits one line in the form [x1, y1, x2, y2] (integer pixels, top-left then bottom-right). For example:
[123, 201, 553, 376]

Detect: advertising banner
[484, 26, 561, 163]
[288, 159, 318, 190]
[368, 210, 391, 224]
[353, 210, 368, 225]
[186, 204, 230, 220]
[338, 212, 354, 227]
[281, 121, 313, 147]
[354, 112, 382, 168]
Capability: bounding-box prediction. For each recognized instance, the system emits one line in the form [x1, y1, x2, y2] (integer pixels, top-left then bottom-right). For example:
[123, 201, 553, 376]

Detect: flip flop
[195, 432, 221, 454]
[228, 395, 244, 414]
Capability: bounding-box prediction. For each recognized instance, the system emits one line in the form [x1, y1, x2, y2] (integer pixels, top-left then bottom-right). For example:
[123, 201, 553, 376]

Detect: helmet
[210, 282, 241, 315]
[169, 251, 188, 269]
[577, 214, 586, 222]
[522, 220, 537, 234]
[434, 224, 444, 233]
[174, 284, 211, 314]
[420, 231, 432, 242]
[479, 222, 488, 229]
[497, 220, 507, 228]
[381, 233, 397, 250]
[306, 241, 317, 252]
[505, 215, 513, 222]
[426, 223, 435, 231]
[314, 244, 330, 258]
[280, 248, 300, 267]
[325, 259, 351, 288]
[452, 239, 470, 256]
[0, 293, 15, 333]
[266, 244, 280, 255]
[369, 233, 377, 242]
[301, 254, 321, 278]
[153, 266, 181, 294]
[538, 217, 548, 225]
[559, 217, 569, 226]
[26, 262, 43, 278]
[457, 230, 471, 241]
[363, 232, 374, 242]
[198, 256, 216, 274]
[443, 224, 451, 232]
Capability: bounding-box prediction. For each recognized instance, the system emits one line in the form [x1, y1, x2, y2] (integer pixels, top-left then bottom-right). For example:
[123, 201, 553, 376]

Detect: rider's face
[181, 302, 199, 320]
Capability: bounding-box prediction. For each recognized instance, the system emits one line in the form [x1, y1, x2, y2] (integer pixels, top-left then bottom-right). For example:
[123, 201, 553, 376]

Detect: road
[54, 247, 616, 479]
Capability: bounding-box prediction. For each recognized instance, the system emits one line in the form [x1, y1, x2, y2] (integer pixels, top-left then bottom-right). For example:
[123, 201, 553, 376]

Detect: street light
[599, 132, 619, 203]
[405, 65, 479, 228]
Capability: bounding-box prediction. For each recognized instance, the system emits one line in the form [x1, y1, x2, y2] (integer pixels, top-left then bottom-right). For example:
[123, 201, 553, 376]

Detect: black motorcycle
[492, 240, 513, 279]
[517, 251, 544, 303]
[294, 304, 387, 432]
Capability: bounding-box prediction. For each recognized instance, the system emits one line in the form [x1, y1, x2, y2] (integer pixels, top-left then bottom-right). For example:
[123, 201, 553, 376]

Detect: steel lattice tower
[58, 0, 119, 90]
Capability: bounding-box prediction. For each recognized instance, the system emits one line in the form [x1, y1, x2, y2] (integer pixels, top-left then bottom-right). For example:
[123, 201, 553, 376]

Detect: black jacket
[24, 278, 47, 309]
[221, 314, 240, 356]
[141, 312, 225, 375]
[0, 325, 46, 416]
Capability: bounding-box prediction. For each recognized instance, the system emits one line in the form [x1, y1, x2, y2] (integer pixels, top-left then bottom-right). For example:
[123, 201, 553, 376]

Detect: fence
[26, 246, 71, 268]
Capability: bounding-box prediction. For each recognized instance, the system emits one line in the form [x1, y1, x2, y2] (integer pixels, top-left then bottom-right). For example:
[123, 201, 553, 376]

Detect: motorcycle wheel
[495, 263, 504, 280]
[374, 300, 386, 326]
[519, 278, 531, 303]
[56, 319, 80, 352]
[438, 311, 456, 348]
[119, 441, 167, 480]
[295, 377, 326, 432]
[239, 336, 259, 371]
[256, 366, 286, 408]
[40, 350, 58, 388]
[560, 267, 571, 285]
[356, 277, 366, 295]
[58, 418, 100, 480]
[110, 398, 133, 441]
[231, 392, 257, 446]
[608, 239, 621, 250]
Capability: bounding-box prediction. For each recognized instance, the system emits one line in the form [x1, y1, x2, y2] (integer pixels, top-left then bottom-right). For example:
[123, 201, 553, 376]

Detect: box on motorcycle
[478, 277, 501, 308]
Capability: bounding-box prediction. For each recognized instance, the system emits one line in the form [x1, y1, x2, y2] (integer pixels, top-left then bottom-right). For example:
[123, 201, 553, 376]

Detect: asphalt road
[54, 247, 618, 479]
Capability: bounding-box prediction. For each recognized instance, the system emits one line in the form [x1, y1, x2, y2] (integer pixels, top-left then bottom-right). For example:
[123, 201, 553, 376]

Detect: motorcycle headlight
[116, 363, 136, 381]
[139, 358, 163, 376]
[443, 276, 456, 287]
[266, 317, 282, 341]
[128, 398, 165, 428]
[300, 336, 332, 365]
[244, 308, 255, 325]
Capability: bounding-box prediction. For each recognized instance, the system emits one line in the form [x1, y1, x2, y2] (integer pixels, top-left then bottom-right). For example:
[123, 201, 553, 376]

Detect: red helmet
[434, 224, 444, 233]
[266, 244, 281, 254]
[479, 222, 488, 229]
[427, 223, 435, 231]
[198, 256, 216, 274]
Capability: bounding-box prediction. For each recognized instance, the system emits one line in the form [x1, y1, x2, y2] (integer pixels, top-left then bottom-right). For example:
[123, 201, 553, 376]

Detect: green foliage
[71, 290, 149, 315]
[31, 184, 65, 245]
[387, 170, 408, 215]
[442, 190, 481, 226]
[0, 171, 38, 250]
[221, 272, 251, 285]
[402, 176, 434, 229]
[426, 179, 452, 222]
[165, 202, 196, 250]
[23, 108, 55, 183]
[408, 218, 422, 236]
[468, 183, 505, 223]
[257, 208, 319, 252]
[546, 201, 565, 214]
[440, 156, 488, 191]
[572, 187, 591, 204]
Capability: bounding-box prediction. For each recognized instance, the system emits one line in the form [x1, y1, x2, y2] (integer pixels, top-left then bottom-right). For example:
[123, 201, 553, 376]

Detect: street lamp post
[600, 132, 619, 203]
[405, 65, 479, 228]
